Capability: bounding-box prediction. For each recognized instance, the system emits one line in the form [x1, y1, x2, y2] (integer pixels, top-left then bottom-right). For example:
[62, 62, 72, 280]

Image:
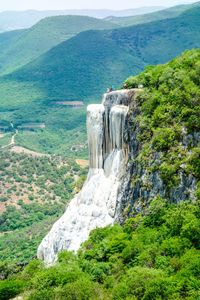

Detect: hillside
[3, 6, 200, 102]
[0, 49, 199, 300]
[0, 6, 199, 155]
[0, 15, 117, 75]
[106, 1, 200, 26]
[0, 7, 165, 32]
[0, 150, 88, 263]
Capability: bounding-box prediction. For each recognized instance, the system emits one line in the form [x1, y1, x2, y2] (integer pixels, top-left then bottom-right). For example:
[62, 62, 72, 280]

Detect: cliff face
[116, 49, 200, 221]
[38, 50, 199, 265]
[116, 99, 199, 222]
[37, 89, 136, 264]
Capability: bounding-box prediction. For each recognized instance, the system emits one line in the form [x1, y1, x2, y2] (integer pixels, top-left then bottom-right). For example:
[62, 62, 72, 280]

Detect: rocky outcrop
[115, 101, 199, 222]
[37, 88, 199, 264]
[37, 89, 137, 265]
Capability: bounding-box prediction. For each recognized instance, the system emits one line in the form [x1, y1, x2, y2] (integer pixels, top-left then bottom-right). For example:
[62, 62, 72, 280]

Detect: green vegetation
[0, 6, 199, 154]
[0, 217, 60, 263]
[108, 2, 200, 27]
[125, 49, 200, 195]
[0, 133, 12, 147]
[1, 199, 199, 299]
[0, 151, 88, 263]
[0, 15, 117, 75]
[4, 5, 200, 103]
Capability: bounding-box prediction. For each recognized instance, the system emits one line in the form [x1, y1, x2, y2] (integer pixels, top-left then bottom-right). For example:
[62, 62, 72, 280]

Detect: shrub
[0, 279, 24, 300]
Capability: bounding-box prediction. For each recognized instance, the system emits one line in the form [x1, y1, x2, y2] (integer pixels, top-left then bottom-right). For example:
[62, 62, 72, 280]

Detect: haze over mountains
[106, 1, 200, 26]
[0, 6, 165, 32]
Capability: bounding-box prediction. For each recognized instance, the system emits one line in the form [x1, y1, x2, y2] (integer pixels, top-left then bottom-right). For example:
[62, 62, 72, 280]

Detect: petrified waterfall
[37, 89, 133, 264]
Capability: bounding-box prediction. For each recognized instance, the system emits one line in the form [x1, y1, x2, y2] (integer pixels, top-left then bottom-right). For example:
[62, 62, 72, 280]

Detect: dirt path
[0, 122, 48, 157]
[1, 126, 18, 149]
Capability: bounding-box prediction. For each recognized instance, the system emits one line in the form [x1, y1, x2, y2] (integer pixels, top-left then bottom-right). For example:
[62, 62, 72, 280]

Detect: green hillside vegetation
[0, 29, 25, 55]
[125, 49, 200, 198]
[0, 6, 199, 154]
[107, 1, 200, 27]
[0, 151, 87, 263]
[0, 48, 200, 300]
[2, 5, 200, 105]
[0, 48, 199, 300]
[0, 199, 199, 300]
[0, 15, 117, 75]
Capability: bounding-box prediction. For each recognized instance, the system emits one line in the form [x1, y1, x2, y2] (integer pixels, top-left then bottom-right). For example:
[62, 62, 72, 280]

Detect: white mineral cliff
[37, 89, 134, 264]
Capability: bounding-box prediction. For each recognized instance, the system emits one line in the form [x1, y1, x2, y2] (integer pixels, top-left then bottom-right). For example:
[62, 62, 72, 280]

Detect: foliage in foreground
[0, 199, 199, 300]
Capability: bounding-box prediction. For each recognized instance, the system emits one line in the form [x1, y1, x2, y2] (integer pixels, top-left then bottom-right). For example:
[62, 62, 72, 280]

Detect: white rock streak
[37, 90, 132, 264]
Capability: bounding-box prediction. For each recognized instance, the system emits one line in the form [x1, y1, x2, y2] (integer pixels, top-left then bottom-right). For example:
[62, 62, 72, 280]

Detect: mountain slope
[106, 1, 200, 27]
[0, 6, 199, 155]
[3, 6, 200, 103]
[0, 15, 117, 75]
[109, 6, 200, 65]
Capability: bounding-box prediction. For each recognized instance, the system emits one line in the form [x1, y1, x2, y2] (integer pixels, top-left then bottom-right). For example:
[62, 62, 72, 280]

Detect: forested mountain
[2, 6, 199, 104]
[0, 15, 117, 75]
[106, 1, 200, 26]
[0, 6, 199, 155]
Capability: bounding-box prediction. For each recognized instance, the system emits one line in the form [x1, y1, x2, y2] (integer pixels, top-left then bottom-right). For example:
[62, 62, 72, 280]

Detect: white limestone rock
[37, 90, 132, 265]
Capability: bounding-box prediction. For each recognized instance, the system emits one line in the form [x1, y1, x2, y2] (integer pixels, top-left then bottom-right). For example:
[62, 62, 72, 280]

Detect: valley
[0, 4, 199, 156]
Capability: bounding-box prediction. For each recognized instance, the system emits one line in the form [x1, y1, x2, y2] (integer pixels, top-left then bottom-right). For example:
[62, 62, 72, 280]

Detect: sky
[0, 0, 197, 11]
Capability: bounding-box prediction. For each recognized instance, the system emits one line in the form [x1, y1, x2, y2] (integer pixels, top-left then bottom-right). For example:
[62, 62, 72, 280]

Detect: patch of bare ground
[10, 146, 47, 157]
[76, 159, 89, 168]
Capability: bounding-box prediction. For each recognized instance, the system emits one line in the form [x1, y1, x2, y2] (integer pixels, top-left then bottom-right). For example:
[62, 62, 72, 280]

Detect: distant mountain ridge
[0, 7, 165, 32]
[106, 1, 200, 26]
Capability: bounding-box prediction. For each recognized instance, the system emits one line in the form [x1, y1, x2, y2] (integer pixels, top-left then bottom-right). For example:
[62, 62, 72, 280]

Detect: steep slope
[37, 49, 200, 264]
[0, 7, 165, 32]
[0, 15, 117, 75]
[109, 6, 200, 65]
[0, 29, 25, 52]
[118, 49, 200, 218]
[107, 1, 200, 27]
[7, 30, 142, 100]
